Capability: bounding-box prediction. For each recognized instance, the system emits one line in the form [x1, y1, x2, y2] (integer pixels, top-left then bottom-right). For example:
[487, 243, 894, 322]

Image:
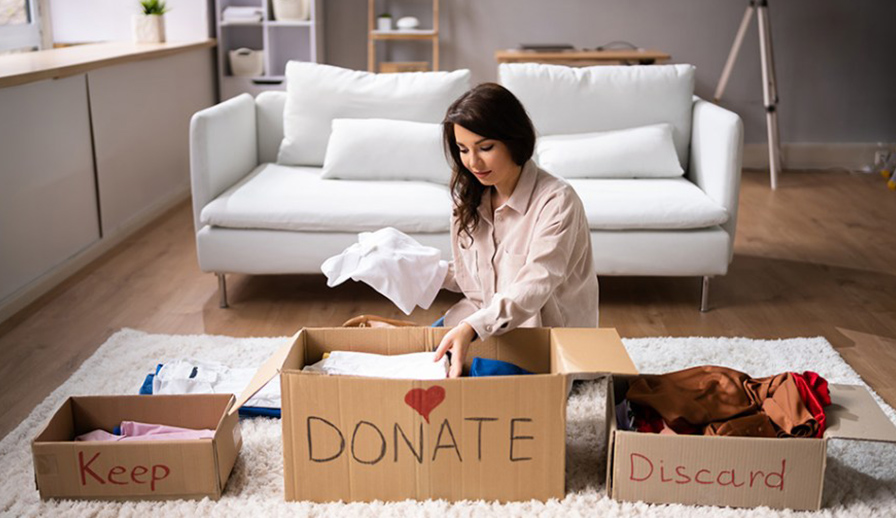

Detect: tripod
[714, 0, 782, 190]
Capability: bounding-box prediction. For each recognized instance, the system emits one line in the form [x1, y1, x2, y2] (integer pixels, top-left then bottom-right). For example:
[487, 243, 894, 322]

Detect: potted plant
[133, 0, 169, 44]
[377, 12, 392, 32]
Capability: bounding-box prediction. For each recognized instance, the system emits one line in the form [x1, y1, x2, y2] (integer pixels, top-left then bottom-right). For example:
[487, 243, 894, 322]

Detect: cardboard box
[235, 326, 638, 503]
[605, 374, 896, 510]
[32, 394, 242, 500]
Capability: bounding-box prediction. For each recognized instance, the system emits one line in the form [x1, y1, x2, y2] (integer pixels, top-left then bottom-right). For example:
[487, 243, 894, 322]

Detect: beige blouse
[442, 160, 599, 340]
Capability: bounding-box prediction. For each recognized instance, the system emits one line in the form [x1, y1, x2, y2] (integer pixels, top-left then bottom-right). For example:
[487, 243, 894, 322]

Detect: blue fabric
[431, 316, 445, 327]
[238, 407, 281, 418]
[139, 364, 163, 395]
[138, 363, 280, 419]
[470, 357, 533, 377]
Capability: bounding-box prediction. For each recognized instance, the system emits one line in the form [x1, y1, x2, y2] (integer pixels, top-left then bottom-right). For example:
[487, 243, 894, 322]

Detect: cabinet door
[87, 48, 215, 235]
[0, 75, 100, 304]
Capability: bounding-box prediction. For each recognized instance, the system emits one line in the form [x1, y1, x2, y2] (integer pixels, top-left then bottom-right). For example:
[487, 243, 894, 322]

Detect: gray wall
[323, 0, 896, 144]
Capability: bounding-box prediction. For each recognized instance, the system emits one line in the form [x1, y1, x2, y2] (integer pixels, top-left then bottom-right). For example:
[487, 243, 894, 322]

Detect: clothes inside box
[615, 366, 831, 438]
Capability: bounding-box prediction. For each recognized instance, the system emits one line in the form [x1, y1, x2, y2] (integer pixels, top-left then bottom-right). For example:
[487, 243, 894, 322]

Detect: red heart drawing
[404, 386, 445, 424]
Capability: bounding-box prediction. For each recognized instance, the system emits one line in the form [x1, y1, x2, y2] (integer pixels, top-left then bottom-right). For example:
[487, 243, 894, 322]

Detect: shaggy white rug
[2, 329, 895, 517]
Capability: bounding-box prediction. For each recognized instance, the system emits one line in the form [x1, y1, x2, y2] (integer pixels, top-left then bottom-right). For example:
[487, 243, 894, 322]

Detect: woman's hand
[433, 322, 477, 378]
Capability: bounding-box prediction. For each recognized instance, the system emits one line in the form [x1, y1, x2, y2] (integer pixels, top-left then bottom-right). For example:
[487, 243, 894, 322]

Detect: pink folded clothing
[75, 420, 215, 442]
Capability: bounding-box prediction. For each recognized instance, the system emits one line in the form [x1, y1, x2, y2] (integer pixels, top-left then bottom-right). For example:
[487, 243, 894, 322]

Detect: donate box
[32, 394, 241, 500]
[605, 375, 896, 510]
[236, 326, 637, 503]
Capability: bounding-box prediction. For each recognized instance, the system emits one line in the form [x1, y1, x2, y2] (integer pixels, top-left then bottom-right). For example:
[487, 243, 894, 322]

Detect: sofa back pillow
[499, 63, 695, 168]
[278, 62, 471, 167]
[536, 124, 684, 178]
[321, 118, 451, 184]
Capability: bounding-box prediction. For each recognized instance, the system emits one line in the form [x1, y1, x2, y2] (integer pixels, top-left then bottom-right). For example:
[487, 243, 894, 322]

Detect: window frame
[0, 0, 42, 52]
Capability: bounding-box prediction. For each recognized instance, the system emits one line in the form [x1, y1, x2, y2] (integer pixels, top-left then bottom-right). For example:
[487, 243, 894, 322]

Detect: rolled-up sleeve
[461, 192, 584, 340]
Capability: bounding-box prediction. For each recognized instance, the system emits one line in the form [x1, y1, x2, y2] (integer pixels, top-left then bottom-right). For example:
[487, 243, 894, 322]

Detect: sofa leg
[217, 273, 229, 309]
[700, 276, 711, 312]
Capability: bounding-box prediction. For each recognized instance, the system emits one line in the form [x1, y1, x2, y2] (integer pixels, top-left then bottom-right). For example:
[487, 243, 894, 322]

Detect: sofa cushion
[278, 62, 470, 167]
[321, 118, 451, 184]
[201, 163, 452, 233]
[499, 63, 695, 168]
[536, 124, 684, 179]
[567, 178, 728, 230]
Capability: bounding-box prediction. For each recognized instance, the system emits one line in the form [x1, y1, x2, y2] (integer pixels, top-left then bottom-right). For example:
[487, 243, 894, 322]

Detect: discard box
[235, 326, 638, 503]
[605, 374, 896, 510]
[32, 394, 241, 500]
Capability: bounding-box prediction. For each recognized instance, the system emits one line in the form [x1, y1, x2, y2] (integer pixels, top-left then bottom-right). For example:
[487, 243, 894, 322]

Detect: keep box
[32, 394, 242, 500]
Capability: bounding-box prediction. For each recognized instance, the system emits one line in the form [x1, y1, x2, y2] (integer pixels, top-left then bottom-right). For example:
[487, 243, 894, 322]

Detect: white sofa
[190, 63, 743, 311]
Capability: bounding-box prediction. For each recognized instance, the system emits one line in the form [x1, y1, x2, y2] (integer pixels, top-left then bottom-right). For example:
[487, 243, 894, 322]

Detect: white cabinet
[216, 0, 324, 100]
[0, 43, 217, 320]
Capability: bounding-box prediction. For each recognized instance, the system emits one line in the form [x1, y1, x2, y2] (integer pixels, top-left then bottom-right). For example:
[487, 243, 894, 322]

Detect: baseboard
[0, 186, 192, 325]
[743, 142, 896, 172]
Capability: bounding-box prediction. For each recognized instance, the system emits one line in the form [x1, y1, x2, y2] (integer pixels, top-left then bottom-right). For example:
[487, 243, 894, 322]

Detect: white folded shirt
[303, 351, 449, 379]
[321, 227, 449, 315]
[153, 358, 281, 409]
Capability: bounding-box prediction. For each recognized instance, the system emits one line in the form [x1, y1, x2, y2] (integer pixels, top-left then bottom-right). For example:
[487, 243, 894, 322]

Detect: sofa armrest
[687, 97, 744, 258]
[190, 93, 259, 233]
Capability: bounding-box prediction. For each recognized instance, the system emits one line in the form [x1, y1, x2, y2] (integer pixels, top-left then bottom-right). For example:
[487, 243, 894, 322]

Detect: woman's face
[453, 124, 520, 192]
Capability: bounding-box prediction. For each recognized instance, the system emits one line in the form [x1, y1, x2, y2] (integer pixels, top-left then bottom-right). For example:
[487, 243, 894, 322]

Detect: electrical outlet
[875, 150, 890, 166]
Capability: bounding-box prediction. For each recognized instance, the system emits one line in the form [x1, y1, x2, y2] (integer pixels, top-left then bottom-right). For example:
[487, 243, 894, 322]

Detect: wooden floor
[1, 169, 895, 441]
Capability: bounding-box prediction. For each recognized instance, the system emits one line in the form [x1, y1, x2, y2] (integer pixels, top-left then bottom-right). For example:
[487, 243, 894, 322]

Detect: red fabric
[632, 403, 699, 435]
[632, 404, 666, 434]
[791, 371, 831, 438]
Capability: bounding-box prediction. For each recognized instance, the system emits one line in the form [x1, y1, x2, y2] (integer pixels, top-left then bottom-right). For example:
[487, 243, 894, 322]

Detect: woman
[434, 83, 599, 377]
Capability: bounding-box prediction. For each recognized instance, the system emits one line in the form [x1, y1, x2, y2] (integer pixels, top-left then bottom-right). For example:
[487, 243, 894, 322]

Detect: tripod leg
[714, 4, 755, 102]
[757, 1, 782, 189]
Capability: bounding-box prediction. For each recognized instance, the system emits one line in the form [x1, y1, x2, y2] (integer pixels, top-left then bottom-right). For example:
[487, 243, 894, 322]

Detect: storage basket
[229, 48, 264, 77]
[272, 0, 310, 21]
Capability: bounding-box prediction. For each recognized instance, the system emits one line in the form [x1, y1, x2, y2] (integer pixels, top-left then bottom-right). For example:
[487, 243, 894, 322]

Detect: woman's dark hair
[442, 82, 536, 246]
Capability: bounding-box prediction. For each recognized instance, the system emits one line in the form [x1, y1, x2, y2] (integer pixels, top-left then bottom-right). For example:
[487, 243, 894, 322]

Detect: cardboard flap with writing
[228, 332, 300, 416]
[550, 328, 638, 376]
[824, 383, 896, 443]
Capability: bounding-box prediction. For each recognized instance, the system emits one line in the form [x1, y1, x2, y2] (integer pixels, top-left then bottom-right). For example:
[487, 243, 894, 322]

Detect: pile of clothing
[141, 359, 281, 418]
[76, 421, 214, 442]
[303, 351, 449, 379]
[618, 366, 831, 438]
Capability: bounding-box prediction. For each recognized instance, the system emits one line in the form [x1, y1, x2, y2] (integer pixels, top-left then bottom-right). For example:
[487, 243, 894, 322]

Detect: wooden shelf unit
[367, 0, 439, 72]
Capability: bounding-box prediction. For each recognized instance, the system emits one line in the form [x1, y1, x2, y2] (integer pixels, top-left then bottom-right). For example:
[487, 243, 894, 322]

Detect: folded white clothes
[153, 358, 280, 408]
[303, 351, 449, 379]
[222, 6, 264, 21]
[320, 227, 449, 315]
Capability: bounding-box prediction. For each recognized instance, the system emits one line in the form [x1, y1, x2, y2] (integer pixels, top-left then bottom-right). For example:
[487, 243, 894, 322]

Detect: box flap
[550, 328, 638, 375]
[228, 331, 298, 416]
[824, 383, 896, 443]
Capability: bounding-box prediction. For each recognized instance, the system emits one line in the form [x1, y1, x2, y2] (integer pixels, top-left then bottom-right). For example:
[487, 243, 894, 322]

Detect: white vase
[272, 0, 310, 21]
[132, 14, 166, 43]
[377, 17, 392, 31]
